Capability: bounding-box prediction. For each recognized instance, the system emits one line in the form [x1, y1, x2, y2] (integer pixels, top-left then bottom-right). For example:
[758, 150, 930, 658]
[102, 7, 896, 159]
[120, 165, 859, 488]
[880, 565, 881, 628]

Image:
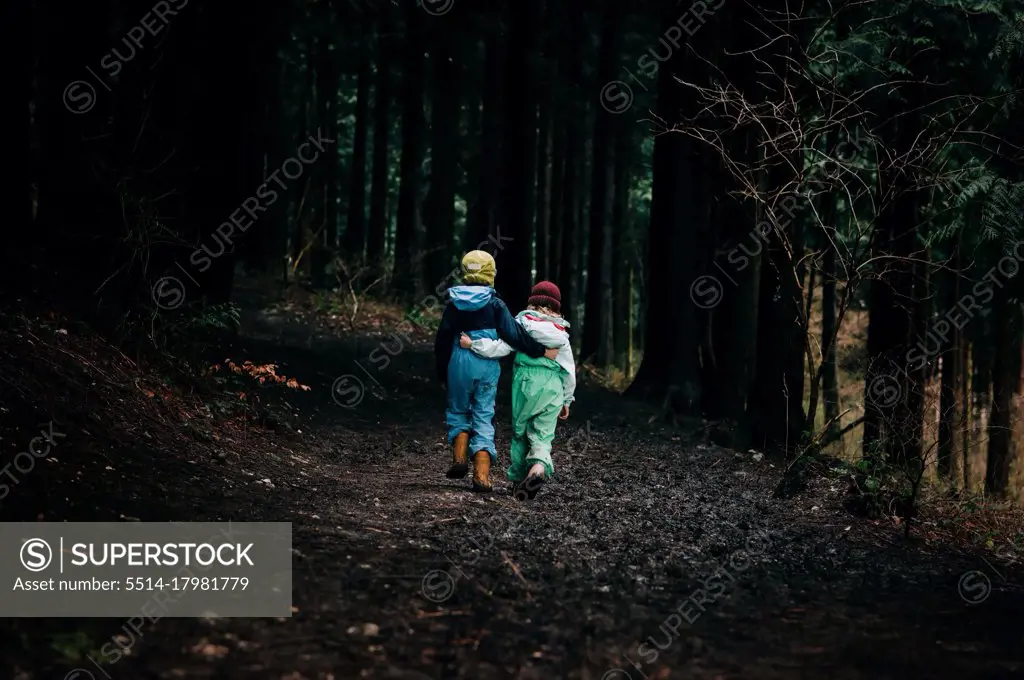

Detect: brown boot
[472, 450, 493, 492]
[446, 432, 469, 478]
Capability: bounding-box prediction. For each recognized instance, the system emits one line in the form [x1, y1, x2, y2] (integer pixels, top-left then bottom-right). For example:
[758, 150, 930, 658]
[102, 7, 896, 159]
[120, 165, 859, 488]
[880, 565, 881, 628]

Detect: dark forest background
[15, 0, 1024, 507]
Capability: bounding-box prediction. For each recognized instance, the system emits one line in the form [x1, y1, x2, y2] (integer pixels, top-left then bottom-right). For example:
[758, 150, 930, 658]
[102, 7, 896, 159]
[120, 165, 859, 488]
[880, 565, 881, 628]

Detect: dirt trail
[19, 295, 1024, 679]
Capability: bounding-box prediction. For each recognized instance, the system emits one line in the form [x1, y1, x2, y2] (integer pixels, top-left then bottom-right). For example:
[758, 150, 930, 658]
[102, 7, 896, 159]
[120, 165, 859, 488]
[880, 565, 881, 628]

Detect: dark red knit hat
[528, 281, 561, 313]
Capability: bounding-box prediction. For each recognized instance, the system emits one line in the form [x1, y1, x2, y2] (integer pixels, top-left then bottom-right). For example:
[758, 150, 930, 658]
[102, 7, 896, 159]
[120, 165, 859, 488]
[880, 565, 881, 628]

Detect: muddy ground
[3, 287, 1023, 679]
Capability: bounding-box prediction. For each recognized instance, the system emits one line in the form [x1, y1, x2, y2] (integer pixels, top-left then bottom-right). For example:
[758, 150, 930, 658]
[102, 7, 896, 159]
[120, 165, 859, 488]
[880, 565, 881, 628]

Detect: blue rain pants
[445, 329, 501, 461]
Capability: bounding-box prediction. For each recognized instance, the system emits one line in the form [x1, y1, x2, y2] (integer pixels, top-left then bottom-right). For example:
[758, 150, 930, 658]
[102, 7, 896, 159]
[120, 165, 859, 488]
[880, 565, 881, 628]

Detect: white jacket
[468, 309, 577, 405]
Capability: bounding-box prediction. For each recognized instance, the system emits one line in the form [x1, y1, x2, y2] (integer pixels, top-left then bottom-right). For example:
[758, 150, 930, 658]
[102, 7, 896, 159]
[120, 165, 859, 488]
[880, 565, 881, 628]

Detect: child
[459, 281, 576, 499]
[433, 251, 558, 492]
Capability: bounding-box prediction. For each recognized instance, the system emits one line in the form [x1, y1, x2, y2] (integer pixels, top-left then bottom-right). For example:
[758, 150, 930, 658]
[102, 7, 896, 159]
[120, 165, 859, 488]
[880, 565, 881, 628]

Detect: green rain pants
[508, 362, 564, 482]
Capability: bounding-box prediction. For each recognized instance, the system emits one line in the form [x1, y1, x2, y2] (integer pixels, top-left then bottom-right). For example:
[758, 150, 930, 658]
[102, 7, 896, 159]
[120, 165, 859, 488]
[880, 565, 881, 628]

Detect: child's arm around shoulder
[461, 331, 560, 360]
[460, 333, 513, 358]
[493, 299, 547, 357]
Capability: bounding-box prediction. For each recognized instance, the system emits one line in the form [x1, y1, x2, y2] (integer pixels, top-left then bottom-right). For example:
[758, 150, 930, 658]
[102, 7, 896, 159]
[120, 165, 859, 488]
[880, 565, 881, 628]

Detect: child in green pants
[458, 281, 576, 499]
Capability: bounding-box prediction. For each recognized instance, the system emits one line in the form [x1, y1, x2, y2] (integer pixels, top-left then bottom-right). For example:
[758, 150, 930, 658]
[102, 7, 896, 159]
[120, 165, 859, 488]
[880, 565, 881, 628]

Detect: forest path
[56, 290, 1024, 679]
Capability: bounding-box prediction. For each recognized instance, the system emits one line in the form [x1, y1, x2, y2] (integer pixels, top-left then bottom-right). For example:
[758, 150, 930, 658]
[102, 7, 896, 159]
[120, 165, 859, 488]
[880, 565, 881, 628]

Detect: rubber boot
[446, 432, 469, 478]
[515, 463, 546, 500]
[472, 450, 493, 492]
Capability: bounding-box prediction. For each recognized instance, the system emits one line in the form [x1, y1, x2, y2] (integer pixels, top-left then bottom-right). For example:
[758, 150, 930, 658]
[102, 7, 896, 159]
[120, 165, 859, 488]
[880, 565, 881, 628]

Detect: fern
[981, 178, 1024, 251]
[922, 157, 1007, 247]
[183, 303, 242, 333]
[992, 13, 1024, 57]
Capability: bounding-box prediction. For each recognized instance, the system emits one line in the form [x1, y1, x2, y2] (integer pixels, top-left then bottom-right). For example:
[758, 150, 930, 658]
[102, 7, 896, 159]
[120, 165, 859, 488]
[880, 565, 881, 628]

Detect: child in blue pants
[433, 250, 558, 491]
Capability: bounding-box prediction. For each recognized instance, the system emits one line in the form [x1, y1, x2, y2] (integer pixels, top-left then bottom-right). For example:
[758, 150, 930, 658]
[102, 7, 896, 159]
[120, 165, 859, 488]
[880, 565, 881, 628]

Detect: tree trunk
[633, 211, 648, 377]
[612, 117, 633, 369]
[367, 17, 393, 268]
[8, 0, 31, 270]
[549, 95, 567, 283]
[535, 92, 553, 280]
[821, 207, 841, 437]
[465, 91, 483, 239]
[986, 287, 1022, 496]
[345, 30, 372, 261]
[556, 0, 584, 326]
[625, 9, 704, 414]
[425, 17, 460, 287]
[33, 0, 120, 302]
[576, 96, 592, 324]
[750, 192, 805, 453]
[905, 248, 931, 470]
[393, 4, 427, 297]
[706, 133, 762, 429]
[861, 181, 919, 468]
[937, 250, 966, 489]
[581, 0, 619, 366]
[468, 29, 505, 248]
[703, 4, 766, 434]
[313, 33, 340, 288]
[804, 257, 818, 428]
[495, 0, 542, 303]
[237, 9, 288, 275]
[861, 55, 929, 470]
[293, 40, 319, 281]
[260, 84, 290, 279]
[558, 117, 581, 326]
[968, 321, 993, 492]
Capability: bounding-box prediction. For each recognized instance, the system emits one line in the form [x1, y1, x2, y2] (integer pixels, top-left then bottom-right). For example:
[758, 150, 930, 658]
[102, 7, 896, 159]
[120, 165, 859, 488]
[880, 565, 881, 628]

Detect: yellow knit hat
[460, 250, 496, 286]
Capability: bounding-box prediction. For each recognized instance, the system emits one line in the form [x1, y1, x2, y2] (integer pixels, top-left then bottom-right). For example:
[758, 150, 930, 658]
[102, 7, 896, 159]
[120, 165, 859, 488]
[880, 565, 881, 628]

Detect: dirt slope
[2, 295, 1022, 680]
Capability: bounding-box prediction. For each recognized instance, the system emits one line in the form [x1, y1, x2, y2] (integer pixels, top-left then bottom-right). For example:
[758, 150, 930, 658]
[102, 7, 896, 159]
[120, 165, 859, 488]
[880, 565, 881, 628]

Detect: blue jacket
[434, 285, 547, 383]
